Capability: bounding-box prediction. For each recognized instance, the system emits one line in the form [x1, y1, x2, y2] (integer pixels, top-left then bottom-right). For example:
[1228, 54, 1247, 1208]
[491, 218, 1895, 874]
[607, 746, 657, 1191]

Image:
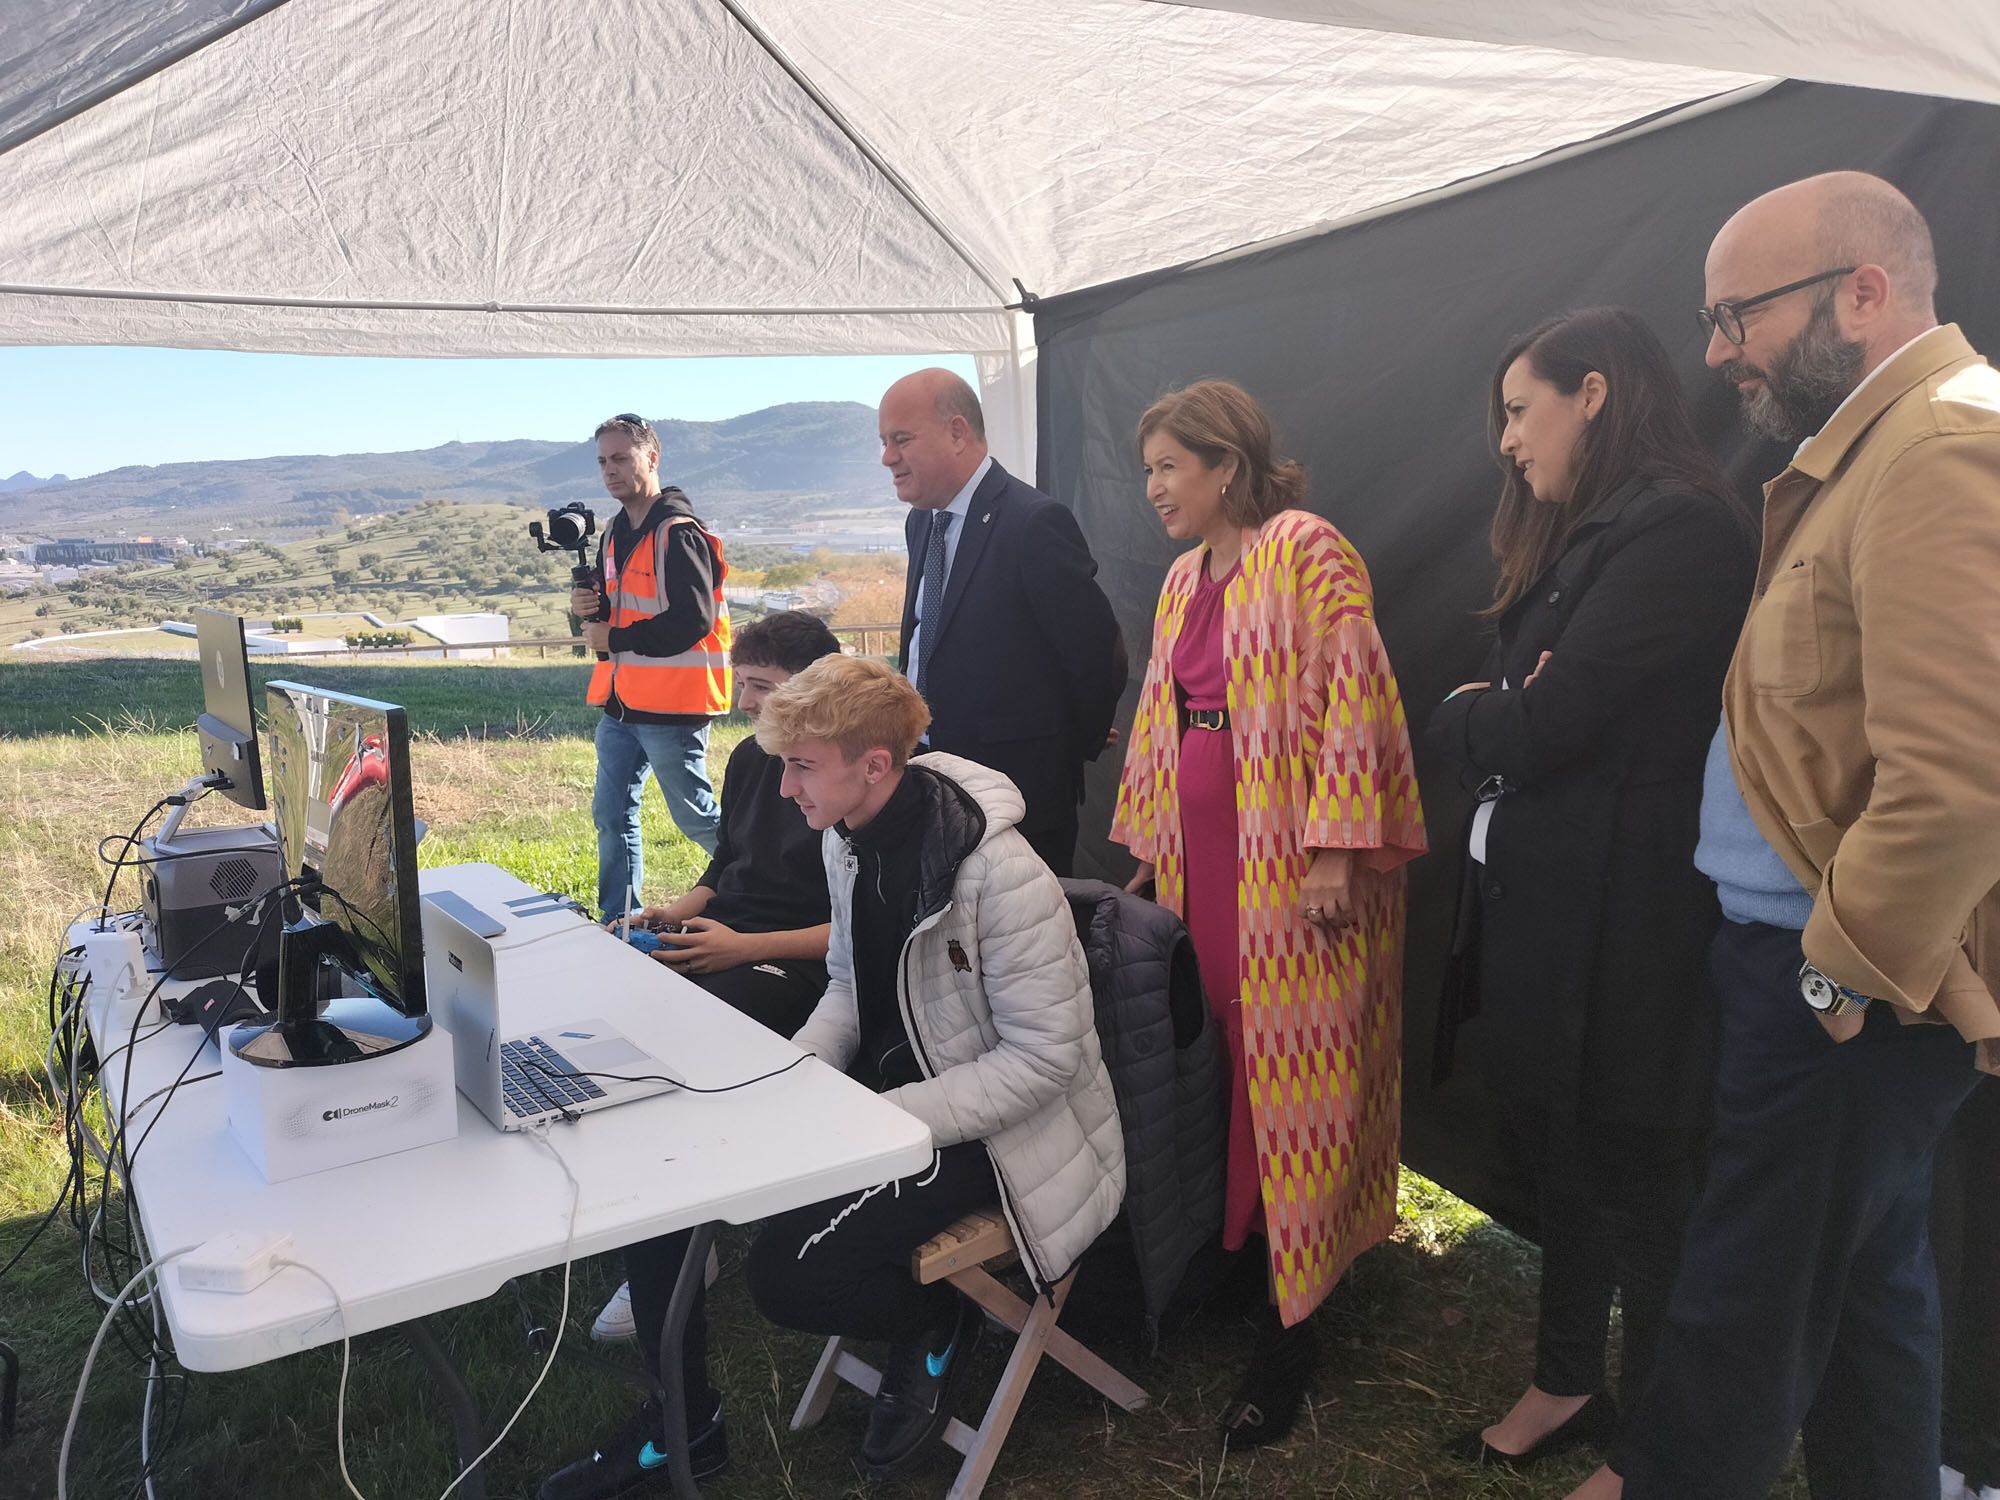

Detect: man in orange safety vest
[571, 413, 732, 919]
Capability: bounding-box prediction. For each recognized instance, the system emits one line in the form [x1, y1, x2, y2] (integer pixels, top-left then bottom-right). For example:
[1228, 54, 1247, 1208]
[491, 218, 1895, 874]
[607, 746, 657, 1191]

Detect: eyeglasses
[1697, 267, 1855, 347]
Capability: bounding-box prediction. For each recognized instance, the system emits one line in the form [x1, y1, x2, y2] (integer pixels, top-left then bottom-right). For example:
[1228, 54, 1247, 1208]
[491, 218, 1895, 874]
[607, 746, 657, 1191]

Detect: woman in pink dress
[1114, 379, 1425, 1448]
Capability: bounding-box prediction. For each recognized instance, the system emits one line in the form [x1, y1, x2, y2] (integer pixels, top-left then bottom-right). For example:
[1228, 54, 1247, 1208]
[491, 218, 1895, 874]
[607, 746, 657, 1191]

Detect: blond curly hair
[754, 655, 932, 768]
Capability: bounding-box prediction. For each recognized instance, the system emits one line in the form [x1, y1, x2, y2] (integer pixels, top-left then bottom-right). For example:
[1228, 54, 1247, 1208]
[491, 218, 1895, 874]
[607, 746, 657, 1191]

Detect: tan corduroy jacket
[1724, 323, 2000, 1073]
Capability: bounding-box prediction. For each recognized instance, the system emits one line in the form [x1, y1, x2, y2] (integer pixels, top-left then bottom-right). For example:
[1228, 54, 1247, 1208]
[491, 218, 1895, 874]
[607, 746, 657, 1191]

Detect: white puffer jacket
[793, 753, 1126, 1289]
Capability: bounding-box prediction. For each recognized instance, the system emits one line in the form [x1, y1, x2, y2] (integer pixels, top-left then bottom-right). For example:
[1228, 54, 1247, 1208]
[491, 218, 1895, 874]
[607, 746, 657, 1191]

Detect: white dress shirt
[905, 454, 992, 689]
[1794, 327, 1934, 458]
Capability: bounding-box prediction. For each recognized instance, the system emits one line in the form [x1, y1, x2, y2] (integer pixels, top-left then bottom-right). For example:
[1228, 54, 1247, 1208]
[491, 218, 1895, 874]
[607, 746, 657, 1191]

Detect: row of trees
[7, 500, 834, 643]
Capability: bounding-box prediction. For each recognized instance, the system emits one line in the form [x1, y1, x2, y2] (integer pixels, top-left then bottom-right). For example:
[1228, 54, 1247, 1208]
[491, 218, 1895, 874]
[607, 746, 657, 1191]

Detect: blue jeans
[1621, 919, 1978, 1500]
[592, 713, 719, 920]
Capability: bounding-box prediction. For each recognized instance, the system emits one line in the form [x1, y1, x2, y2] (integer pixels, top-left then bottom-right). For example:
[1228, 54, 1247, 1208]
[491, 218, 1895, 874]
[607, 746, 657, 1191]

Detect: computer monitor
[228, 681, 430, 1069]
[190, 608, 266, 810]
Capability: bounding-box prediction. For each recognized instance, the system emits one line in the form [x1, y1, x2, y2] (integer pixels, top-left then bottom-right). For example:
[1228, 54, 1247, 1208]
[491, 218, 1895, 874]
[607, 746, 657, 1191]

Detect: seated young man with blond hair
[541, 655, 1124, 1493]
[748, 656, 1125, 1478]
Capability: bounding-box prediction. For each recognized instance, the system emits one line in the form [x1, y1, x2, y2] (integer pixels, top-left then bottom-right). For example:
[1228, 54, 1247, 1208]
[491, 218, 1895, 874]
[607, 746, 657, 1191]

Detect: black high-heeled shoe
[1445, 1391, 1618, 1470]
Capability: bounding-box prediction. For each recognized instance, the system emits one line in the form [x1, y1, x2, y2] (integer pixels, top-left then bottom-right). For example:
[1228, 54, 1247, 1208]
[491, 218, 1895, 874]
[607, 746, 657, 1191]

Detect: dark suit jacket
[898, 461, 1122, 850]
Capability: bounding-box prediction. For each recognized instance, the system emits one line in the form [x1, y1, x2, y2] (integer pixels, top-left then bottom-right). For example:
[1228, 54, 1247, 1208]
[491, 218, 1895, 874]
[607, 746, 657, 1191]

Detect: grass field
[0, 657, 1802, 1500]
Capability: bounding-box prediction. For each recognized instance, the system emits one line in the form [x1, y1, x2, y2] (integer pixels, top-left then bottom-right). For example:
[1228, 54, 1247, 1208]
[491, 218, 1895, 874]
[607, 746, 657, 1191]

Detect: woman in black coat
[1427, 308, 1755, 1480]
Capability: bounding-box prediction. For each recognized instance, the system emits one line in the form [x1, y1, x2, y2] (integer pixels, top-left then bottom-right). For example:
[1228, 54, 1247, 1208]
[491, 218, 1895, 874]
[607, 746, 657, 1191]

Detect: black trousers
[677, 954, 826, 1040]
[1499, 1100, 1703, 1433]
[1936, 1077, 2000, 1490]
[621, 957, 826, 1422]
[1020, 818, 1076, 880]
[1622, 920, 1978, 1500]
[625, 1227, 717, 1424]
[747, 1142, 998, 1345]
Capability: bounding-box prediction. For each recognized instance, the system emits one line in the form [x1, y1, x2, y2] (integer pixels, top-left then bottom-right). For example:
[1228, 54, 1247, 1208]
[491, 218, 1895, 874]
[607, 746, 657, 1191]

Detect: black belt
[1182, 706, 1229, 732]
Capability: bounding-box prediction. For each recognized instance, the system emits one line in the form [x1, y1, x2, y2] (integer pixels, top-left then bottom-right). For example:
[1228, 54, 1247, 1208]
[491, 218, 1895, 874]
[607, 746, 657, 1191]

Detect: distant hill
[1, 470, 66, 492]
[0, 402, 890, 537]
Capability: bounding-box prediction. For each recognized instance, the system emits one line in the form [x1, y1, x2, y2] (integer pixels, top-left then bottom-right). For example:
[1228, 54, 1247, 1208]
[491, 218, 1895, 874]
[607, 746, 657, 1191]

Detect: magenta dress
[1174, 558, 1262, 1249]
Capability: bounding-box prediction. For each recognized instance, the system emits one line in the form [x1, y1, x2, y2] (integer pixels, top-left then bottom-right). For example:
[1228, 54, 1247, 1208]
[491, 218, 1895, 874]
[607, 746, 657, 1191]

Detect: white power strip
[177, 1231, 295, 1294]
[80, 925, 149, 1037]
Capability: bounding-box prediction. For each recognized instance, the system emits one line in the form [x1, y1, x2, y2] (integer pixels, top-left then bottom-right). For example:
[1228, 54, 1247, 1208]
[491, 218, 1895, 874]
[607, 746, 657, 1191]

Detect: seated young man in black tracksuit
[631, 608, 841, 1037]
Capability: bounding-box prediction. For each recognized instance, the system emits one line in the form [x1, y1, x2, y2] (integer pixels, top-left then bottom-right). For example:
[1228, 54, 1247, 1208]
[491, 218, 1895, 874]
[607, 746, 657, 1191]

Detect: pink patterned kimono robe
[1113, 509, 1426, 1325]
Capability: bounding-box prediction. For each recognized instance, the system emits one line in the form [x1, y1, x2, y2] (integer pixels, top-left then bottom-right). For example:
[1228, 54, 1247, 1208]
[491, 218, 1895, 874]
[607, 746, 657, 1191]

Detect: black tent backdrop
[1033, 79, 2000, 1223]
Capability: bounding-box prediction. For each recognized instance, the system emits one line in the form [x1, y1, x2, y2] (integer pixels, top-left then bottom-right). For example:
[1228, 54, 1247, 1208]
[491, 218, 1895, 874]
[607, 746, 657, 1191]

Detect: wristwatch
[1799, 961, 1872, 1017]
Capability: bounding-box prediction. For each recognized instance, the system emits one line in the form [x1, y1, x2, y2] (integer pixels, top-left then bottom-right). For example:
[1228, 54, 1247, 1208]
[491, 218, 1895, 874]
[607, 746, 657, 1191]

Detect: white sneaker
[589, 1251, 720, 1344]
[591, 1281, 636, 1343]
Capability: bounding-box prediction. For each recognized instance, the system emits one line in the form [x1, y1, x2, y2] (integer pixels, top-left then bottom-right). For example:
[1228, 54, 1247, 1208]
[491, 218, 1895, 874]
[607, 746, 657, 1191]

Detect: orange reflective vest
[587, 514, 732, 716]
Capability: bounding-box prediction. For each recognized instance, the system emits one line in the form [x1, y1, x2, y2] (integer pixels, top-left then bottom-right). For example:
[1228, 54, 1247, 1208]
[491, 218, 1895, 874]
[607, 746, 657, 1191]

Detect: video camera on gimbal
[529, 501, 605, 647]
[529, 501, 597, 576]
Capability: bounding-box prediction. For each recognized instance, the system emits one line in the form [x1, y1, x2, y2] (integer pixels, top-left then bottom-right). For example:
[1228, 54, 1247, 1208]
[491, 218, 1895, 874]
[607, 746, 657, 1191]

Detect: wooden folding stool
[789, 1208, 1149, 1499]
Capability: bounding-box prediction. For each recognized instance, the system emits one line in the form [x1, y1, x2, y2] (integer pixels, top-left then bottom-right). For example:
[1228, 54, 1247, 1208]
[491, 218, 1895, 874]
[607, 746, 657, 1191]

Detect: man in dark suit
[881, 369, 1122, 876]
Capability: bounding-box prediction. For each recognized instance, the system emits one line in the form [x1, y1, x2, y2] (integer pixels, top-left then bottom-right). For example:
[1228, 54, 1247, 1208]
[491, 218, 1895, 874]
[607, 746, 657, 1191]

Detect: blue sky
[0, 347, 979, 479]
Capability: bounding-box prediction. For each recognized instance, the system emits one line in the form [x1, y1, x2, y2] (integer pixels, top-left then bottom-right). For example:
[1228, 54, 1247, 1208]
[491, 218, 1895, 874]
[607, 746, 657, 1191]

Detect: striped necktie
[915, 509, 954, 697]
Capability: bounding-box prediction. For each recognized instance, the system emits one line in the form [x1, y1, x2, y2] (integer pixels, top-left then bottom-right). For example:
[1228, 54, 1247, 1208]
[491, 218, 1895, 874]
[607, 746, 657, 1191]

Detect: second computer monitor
[191, 607, 266, 810]
[264, 680, 427, 1020]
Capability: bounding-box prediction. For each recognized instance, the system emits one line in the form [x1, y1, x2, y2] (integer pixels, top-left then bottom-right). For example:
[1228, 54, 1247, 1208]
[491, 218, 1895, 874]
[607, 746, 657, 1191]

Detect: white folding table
[75, 860, 934, 1499]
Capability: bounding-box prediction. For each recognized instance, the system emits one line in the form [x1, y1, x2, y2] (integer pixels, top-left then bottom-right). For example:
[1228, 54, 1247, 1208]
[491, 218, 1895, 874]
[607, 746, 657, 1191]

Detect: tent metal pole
[710, 0, 1015, 304]
[0, 285, 997, 318]
[1006, 311, 1037, 477]
[0, 0, 298, 160]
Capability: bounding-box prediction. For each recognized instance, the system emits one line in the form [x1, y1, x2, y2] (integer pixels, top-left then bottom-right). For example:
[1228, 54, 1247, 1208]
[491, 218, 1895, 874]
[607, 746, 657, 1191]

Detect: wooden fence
[270, 623, 903, 661]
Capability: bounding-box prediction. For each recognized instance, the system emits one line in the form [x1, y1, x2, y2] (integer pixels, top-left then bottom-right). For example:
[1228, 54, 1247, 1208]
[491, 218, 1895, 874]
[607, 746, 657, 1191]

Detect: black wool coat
[1426, 475, 1756, 1128]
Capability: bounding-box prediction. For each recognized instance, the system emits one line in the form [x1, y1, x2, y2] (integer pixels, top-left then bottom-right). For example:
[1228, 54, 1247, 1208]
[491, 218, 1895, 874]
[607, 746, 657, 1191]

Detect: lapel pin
[981, 512, 992, 523]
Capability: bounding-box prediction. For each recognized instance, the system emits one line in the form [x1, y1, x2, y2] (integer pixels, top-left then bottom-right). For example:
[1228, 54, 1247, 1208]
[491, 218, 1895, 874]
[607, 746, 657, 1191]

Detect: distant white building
[153, 611, 512, 659]
[410, 612, 510, 660]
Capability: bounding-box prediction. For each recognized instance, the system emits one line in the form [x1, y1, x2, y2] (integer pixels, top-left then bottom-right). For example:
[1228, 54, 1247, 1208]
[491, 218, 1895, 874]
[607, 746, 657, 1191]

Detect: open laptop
[421, 897, 681, 1131]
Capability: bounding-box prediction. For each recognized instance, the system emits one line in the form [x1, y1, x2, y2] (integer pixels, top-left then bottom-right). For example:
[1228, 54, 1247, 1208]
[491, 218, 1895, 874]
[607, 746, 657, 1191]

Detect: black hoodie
[837, 765, 987, 1093]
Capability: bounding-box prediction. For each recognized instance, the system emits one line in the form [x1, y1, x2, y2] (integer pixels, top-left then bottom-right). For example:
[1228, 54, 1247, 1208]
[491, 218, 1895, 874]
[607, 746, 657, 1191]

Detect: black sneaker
[860, 1294, 981, 1479]
[538, 1398, 728, 1500]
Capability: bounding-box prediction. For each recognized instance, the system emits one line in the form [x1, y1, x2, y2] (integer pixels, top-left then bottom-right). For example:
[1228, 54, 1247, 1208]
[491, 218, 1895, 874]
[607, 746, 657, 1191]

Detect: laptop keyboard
[500, 1035, 609, 1118]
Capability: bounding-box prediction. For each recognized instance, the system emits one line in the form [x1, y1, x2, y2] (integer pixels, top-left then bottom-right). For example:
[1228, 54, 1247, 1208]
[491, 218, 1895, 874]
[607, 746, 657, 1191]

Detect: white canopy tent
[1159, 1, 2000, 109]
[0, 0, 1993, 473]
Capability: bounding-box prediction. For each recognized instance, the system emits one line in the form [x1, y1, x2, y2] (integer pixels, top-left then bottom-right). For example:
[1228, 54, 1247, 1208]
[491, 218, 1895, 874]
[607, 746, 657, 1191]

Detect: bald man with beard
[1566, 174, 2000, 1500]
